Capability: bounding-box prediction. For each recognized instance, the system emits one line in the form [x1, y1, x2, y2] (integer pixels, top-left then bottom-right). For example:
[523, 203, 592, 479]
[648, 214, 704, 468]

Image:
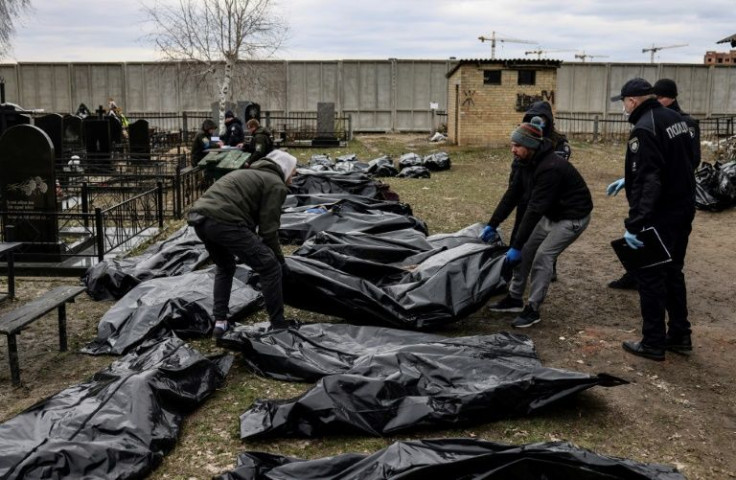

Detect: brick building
[446, 59, 561, 147]
[704, 50, 736, 65]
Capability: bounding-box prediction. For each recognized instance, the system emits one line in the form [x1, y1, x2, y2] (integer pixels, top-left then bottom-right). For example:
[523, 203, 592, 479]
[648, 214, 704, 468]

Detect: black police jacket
[668, 100, 701, 170]
[624, 98, 695, 233]
[489, 139, 593, 250]
[222, 118, 245, 146]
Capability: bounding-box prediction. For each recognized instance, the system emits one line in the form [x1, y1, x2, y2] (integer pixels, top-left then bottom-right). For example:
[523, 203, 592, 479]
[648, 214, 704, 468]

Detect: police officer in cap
[610, 78, 696, 361]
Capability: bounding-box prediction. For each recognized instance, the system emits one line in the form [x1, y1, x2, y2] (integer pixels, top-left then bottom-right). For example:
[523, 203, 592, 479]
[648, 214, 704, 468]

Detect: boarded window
[517, 70, 536, 85]
[483, 70, 502, 85]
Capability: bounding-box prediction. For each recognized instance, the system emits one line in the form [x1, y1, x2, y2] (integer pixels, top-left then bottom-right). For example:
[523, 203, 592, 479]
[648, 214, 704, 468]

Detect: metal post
[593, 116, 599, 142]
[95, 207, 104, 262]
[157, 181, 164, 228]
[58, 303, 68, 352]
[182, 111, 188, 139]
[8, 334, 20, 386]
[174, 165, 182, 219]
[81, 182, 89, 228]
[6, 225, 15, 299]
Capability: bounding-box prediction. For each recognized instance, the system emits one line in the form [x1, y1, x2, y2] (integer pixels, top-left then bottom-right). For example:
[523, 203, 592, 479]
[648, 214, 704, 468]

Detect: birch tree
[144, 0, 287, 130]
[0, 0, 32, 58]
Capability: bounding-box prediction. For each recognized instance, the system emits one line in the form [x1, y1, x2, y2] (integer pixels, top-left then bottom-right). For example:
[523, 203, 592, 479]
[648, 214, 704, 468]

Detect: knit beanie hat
[266, 150, 297, 181]
[511, 116, 544, 149]
[224, 110, 234, 119]
[653, 78, 678, 98]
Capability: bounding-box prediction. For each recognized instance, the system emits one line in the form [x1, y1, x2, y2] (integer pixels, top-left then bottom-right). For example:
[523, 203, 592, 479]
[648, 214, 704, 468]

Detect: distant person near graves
[609, 78, 695, 362]
[607, 78, 701, 291]
[190, 119, 223, 167]
[187, 150, 298, 337]
[480, 117, 593, 328]
[221, 110, 245, 147]
[243, 118, 274, 166]
[107, 97, 129, 128]
[75, 103, 91, 119]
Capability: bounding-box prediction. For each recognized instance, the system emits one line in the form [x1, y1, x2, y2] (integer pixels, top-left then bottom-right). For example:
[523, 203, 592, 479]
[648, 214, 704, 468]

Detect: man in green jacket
[244, 119, 274, 166]
[187, 150, 298, 337]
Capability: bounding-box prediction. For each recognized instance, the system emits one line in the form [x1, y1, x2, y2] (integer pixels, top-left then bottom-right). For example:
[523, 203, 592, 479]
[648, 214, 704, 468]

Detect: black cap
[225, 110, 234, 119]
[610, 78, 653, 101]
[653, 78, 678, 98]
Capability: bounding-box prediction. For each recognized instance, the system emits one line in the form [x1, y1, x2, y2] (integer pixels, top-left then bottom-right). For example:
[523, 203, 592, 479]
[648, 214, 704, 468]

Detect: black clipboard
[611, 227, 672, 271]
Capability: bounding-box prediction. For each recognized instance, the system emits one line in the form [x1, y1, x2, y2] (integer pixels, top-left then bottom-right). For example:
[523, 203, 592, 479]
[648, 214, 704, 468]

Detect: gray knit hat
[511, 116, 544, 149]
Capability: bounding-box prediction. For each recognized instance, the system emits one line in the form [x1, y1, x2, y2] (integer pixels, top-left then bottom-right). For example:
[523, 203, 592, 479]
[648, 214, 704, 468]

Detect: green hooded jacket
[189, 158, 288, 260]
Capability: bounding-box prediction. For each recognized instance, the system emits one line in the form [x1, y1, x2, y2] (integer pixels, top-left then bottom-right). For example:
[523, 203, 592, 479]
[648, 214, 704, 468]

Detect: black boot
[608, 271, 637, 290]
[666, 335, 692, 355]
[622, 340, 665, 361]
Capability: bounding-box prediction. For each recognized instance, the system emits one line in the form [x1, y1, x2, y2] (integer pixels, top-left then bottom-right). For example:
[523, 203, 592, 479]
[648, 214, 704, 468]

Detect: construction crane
[574, 52, 610, 62]
[478, 31, 536, 59]
[642, 43, 688, 63]
[524, 49, 574, 59]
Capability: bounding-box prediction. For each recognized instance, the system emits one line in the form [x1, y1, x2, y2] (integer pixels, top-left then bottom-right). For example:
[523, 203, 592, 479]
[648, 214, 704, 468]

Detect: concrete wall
[1, 60, 735, 132]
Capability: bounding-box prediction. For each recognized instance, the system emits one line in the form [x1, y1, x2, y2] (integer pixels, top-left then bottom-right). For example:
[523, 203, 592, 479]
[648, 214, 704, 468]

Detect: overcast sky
[4, 0, 735, 64]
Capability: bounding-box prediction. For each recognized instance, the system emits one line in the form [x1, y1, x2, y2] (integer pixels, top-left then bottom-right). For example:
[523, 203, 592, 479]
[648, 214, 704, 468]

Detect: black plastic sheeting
[284, 224, 508, 328]
[235, 323, 627, 439]
[289, 170, 398, 200]
[283, 193, 413, 215]
[368, 155, 399, 177]
[216, 438, 684, 480]
[695, 160, 736, 211]
[398, 165, 431, 178]
[82, 225, 209, 300]
[81, 266, 263, 355]
[278, 200, 428, 245]
[0, 337, 232, 480]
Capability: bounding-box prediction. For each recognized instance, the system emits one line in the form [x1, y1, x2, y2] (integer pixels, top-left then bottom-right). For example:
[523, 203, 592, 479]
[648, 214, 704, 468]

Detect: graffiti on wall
[462, 90, 476, 107]
[516, 91, 555, 112]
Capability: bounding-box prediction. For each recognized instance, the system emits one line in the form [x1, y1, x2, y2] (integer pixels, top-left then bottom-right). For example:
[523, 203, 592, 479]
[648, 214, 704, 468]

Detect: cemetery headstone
[312, 102, 339, 147]
[128, 119, 151, 160]
[0, 103, 32, 138]
[83, 117, 112, 170]
[35, 113, 64, 162]
[63, 114, 84, 152]
[108, 115, 123, 144]
[0, 124, 62, 261]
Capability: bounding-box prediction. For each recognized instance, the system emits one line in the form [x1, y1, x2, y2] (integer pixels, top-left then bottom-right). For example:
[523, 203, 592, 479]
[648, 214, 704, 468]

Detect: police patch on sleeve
[628, 137, 639, 153]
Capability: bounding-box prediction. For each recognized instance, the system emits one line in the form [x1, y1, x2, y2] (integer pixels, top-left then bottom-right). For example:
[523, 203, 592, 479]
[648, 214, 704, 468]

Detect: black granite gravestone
[109, 115, 123, 144]
[63, 114, 84, 150]
[83, 117, 112, 168]
[0, 103, 32, 138]
[35, 113, 64, 162]
[0, 124, 62, 260]
[312, 102, 339, 147]
[129, 119, 150, 160]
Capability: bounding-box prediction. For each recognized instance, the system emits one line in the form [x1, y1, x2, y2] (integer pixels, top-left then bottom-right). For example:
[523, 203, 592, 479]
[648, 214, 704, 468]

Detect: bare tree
[144, 0, 287, 130]
[0, 0, 32, 58]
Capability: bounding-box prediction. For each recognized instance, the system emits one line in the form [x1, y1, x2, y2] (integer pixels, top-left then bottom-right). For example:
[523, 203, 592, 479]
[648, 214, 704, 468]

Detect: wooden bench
[0, 285, 87, 386]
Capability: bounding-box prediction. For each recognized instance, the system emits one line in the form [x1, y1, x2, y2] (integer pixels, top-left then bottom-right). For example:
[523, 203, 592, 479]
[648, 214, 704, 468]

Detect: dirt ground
[0, 135, 735, 479]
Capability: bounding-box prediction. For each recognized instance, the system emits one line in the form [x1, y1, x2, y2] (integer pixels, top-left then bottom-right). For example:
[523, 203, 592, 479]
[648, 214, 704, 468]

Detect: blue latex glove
[480, 225, 498, 243]
[305, 207, 328, 214]
[606, 178, 625, 196]
[505, 247, 522, 264]
[624, 230, 644, 249]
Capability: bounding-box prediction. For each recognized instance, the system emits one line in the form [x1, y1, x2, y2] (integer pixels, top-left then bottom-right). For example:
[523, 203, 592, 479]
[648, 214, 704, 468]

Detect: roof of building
[446, 58, 563, 78]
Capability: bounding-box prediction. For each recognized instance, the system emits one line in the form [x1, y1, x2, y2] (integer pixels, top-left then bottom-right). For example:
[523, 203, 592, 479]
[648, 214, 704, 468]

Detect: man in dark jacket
[481, 117, 593, 328]
[610, 78, 696, 361]
[187, 150, 298, 337]
[607, 78, 700, 290]
[221, 110, 245, 147]
[508, 101, 572, 244]
[190, 119, 223, 167]
[244, 118, 274, 166]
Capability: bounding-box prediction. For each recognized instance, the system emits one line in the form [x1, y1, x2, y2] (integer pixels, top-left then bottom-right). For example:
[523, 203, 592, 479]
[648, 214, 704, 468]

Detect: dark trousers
[194, 218, 284, 325]
[632, 218, 693, 348]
